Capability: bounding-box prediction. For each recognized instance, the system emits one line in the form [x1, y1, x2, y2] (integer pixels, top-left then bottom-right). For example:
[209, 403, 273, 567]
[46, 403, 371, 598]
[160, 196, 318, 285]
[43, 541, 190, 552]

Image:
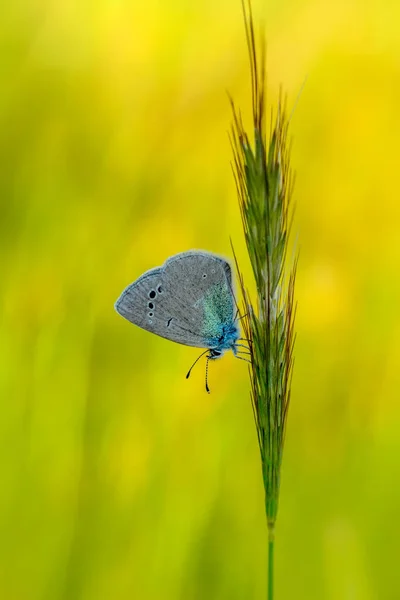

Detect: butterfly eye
[148, 302, 154, 309]
[149, 290, 156, 299]
[157, 285, 162, 293]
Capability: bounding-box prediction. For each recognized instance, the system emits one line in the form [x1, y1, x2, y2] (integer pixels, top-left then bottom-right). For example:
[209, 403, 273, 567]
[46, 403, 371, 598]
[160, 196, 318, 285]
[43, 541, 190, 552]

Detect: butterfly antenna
[186, 349, 210, 380]
[205, 355, 211, 394]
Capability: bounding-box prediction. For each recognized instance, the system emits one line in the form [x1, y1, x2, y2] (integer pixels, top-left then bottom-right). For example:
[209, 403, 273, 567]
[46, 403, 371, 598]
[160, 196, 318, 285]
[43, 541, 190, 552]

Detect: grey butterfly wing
[164, 252, 235, 344]
[115, 251, 235, 348]
[165, 251, 233, 293]
[115, 266, 198, 347]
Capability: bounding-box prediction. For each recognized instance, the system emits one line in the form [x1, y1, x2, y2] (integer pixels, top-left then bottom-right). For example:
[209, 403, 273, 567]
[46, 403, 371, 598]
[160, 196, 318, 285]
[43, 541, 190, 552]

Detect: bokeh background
[1, 0, 400, 598]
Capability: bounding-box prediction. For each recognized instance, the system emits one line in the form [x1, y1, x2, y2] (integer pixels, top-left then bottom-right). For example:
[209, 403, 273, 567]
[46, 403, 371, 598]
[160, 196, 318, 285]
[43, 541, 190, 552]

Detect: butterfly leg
[235, 355, 252, 364]
[236, 312, 250, 322]
[233, 343, 251, 358]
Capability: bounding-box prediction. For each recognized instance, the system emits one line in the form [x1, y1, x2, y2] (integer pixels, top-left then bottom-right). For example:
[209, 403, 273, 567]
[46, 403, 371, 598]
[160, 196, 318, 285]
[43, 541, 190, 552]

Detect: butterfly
[114, 250, 249, 392]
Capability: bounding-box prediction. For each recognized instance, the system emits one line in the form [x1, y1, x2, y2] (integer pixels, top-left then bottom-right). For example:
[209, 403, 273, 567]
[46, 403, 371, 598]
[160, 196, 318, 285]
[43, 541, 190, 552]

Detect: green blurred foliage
[1, 0, 400, 598]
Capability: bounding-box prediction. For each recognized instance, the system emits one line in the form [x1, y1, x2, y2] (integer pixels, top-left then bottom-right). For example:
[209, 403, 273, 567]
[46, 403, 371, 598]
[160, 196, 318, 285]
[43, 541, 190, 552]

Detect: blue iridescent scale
[199, 283, 239, 354]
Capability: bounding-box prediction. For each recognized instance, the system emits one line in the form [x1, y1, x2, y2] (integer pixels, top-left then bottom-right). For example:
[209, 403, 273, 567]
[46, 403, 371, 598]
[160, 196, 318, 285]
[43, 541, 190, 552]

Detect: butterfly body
[206, 323, 240, 357]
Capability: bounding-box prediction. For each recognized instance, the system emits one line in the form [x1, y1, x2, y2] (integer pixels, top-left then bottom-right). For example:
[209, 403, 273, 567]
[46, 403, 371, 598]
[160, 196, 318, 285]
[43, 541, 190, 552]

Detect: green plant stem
[268, 528, 274, 600]
[231, 2, 297, 598]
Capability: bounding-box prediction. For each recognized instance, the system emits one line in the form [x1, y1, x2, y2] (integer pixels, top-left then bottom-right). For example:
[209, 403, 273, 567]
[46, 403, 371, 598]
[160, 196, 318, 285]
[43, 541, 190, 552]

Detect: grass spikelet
[230, 1, 298, 597]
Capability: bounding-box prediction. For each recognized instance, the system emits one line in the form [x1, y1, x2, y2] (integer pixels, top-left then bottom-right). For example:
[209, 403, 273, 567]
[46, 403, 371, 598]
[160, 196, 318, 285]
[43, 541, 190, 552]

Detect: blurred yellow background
[1, 0, 400, 598]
